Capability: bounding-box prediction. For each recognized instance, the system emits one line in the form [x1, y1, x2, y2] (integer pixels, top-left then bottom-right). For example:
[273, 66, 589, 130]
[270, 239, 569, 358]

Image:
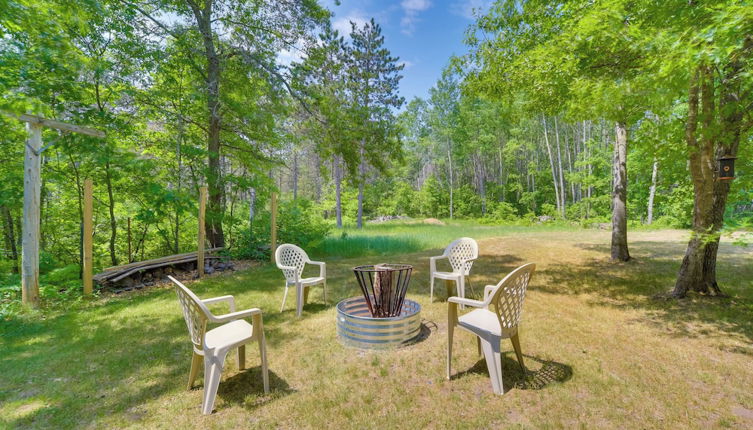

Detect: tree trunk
[542, 117, 561, 215]
[647, 158, 658, 224]
[104, 161, 118, 266]
[357, 144, 365, 229]
[611, 121, 630, 261]
[190, 0, 225, 247]
[335, 157, 343, 229]
[554, 117, 566, 217]
[292, 149, 299, 200]
[248, 187, 256, 230]
[1, 205, 18, 272]
[447, 142, 454, 219]
[672, 64, 742, 298]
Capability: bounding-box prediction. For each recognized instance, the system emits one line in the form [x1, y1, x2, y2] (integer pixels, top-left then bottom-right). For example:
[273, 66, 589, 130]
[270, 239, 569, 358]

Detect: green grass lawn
[2, 224, 753, 428]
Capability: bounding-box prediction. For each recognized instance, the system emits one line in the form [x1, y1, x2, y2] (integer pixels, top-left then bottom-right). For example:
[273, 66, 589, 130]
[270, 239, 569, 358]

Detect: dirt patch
[733, 406, 753, 421]
[423, 218, 445, 225]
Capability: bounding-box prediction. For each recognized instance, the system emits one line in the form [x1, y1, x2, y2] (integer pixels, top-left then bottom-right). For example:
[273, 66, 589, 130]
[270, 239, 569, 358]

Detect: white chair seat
[447, 263, 536, 395]
[205, 320, 254, 350]
[289, 276, 325, 286]
[433, 271, 461, 280]
[458, 309, 502, 337]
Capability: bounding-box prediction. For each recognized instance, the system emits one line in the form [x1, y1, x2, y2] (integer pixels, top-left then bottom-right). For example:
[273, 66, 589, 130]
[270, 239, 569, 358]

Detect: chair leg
[510, 333, 526, 373]
[446, 322, 454, 380]
[202, 349, 228, 415]
[280, 284, 289, 312]
[303, 284, 310, 305]
[296, 283, 304, 317]
[237, 345, 245, 370]
[455, 278, 465, 310]
[476, 337, 482, 357]
[322, 281, 327, 303]
[430, 275, 435, 302]
[259, 333, 269, 394]
[187, 351, 202, 390]
[480, 337, 504, 395]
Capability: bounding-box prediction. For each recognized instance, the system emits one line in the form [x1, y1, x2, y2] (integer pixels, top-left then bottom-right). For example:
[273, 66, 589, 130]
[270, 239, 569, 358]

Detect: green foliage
[234, 199, 331, 260]
[484, 201, 519, 223]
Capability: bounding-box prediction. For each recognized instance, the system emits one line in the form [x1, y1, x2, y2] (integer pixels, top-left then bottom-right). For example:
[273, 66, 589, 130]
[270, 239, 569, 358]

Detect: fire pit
[336, 264, 422, 349]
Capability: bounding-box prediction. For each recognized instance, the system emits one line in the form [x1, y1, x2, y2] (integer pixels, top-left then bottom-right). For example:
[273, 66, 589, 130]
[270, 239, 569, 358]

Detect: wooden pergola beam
[1, 110, 106, 138]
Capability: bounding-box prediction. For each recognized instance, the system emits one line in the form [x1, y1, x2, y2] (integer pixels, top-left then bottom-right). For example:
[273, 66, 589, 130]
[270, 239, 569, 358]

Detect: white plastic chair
[429, 237, 479, 303]
[275, 244, 327, 317]
[447, 263, 535, 395]
[169, 276, 269, 414]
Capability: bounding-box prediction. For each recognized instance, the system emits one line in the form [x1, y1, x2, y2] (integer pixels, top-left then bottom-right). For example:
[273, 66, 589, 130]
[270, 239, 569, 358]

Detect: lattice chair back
[446, 237, 479, 275]
[172, 277, 210, 351]
[276, 244, 308, 283]
[490, 263, 535, 330]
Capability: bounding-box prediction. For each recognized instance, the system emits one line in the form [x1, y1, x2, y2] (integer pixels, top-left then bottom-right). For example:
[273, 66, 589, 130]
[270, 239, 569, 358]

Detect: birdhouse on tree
[718, 156, 736, 180]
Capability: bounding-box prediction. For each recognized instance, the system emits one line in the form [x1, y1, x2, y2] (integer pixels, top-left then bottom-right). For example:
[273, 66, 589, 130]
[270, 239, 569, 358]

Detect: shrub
[480, 201, 519, 224]
[44, 264, 81, 285]
[233, 198, 331, 260]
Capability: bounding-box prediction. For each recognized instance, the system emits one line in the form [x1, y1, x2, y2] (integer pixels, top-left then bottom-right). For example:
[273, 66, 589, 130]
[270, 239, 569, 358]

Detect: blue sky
[324, 0, 492, 103]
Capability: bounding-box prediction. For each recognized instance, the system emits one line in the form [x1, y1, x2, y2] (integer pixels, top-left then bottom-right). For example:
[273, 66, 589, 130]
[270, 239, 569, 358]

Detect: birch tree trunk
[542, 117, 561, 215]
[611, 121, 630, 261]
[554, 117, 566, 217]
[647, 158, 658, 224]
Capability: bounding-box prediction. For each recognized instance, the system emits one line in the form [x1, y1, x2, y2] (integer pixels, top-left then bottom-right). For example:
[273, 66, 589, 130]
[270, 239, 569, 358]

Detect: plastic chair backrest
[170, 276, 209, 350]
[489, 263, 535, 329]
[275, 244, 309, 282]
[446, 237, 478, 275]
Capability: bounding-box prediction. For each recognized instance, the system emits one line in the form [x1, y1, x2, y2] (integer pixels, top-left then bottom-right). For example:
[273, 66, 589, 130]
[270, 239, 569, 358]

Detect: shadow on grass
[452, 353, 573, 393]
[216, 367, 293, 412]
[401, 320, 437, 347]
[536, 240, 753, 344]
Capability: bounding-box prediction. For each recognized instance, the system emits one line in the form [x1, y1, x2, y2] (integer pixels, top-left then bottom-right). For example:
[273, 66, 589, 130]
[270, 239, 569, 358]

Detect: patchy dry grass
[2, 228, 753, 428]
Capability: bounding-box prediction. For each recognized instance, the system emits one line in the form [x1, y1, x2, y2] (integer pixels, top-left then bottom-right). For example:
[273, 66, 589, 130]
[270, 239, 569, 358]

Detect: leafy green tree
[346, 18, 405, 228]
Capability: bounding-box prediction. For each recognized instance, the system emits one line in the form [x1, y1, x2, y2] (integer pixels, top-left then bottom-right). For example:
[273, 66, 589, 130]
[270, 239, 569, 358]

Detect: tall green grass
[312, 220, 575, 259]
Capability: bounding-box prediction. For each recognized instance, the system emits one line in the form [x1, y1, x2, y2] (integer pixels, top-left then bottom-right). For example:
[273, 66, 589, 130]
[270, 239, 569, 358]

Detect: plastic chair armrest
[202, 295, 236, 313]
[483, 285, 496, 301]
[447, 296, 486, 308]
[429, 255, 445, 273]
[308, 260, 326, 278]
[210, 307, 262, 324]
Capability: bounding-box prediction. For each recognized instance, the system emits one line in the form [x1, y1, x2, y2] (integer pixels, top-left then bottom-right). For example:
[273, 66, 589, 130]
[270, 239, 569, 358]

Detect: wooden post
[83, 179, 93, 295]
[270, 192, 277, 263]
[127, 217, 132, 263]
[197, 186, 207, 277]
[21, 123, 41, 306]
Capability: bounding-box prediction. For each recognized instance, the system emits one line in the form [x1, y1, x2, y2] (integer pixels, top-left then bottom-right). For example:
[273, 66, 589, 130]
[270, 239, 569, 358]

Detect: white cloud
[400, 0, 432, 36]
[332, 11, 369, 37]
[275, 38, 307, 66]
[399, 60, 415, 70]
[450, 0, 492, 20]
